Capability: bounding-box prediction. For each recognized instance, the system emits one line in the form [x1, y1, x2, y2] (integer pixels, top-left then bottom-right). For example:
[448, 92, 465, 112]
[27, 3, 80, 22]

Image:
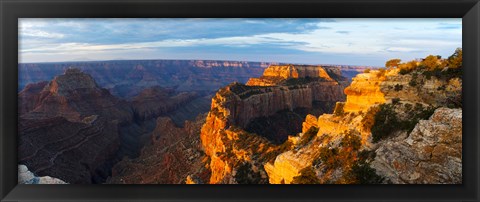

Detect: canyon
[18, 68, 212, 183]
[196, 65, 349, 183]
[18, 60, 273, 96]
[194, 60, 462, 184]
[17, 57, 461, 184]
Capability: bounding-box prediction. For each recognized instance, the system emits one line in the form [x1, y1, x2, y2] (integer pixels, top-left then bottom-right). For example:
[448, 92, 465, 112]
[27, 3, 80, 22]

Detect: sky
[19, 18, 462, 66]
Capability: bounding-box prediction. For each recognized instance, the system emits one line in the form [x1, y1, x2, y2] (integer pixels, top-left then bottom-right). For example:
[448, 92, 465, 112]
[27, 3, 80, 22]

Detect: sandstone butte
[246, 64, 334, 86]
[199, 64, 462, 184]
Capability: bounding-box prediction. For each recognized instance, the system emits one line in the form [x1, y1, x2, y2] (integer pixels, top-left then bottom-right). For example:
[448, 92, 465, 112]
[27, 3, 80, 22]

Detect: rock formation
[19, 68, 133, 124]
[199, 65, 348, 183]
[18, 68, 134, 183]
[18, 165, 67, 184]
[19, 60, 368, 97]
[342, 70, 388, 112]
[371, 107, 462, 184]
[108, 115, 209, 184]
[263, 65, 462, 184]
[18, 60, 273, 97]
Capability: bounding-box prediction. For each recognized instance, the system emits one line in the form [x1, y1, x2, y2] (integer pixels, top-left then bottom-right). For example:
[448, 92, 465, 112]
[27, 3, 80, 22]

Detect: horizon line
[18, 58, 383, 68]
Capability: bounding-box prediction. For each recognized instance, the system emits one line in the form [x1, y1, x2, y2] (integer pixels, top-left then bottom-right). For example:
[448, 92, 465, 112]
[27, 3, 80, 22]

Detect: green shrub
[371, 104, 399, 142]
[291, 166, 320, 184]
[392, 98, 401, 105]
[349, 163, 384, 184]
[372, 103, 437, 142]
[445, 92, 462, 108]
[421, 67, 462, 82]
[409, 79, 417, 87]
[447, 48, 462, 69]
[235, 162, 262, 184]
[340, 130, 362, 151]
[399, 68, 410, 75]
[319, 147, 340, 169]
[404, 103, 413, 111]
[394, 84, 403, 91]
[357, 150, 376, 163]
[298, 127, 319, 146]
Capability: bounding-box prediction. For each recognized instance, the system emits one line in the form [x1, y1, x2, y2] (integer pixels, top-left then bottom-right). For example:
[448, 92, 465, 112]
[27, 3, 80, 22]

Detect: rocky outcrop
[264, 139, 322, 184]
[19, 68, 133, 124]
[380, 69, 462, 107]
[18, 165, 67, 184]
[342, 70, 387, 112]
[264, 65, 462, 184]
[371, 107, 462, 184]
[18, 69, 134, 183]
[219, 79, 345, 129]
[108, 115, 209, 184]
[246, 65, 336, 86]
[45, 68, 98, 96]
[18, 81, 49, 114]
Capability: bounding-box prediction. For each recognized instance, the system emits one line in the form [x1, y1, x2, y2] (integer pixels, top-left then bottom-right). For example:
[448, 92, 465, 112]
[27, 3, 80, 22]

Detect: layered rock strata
[199, 65, 348, 183]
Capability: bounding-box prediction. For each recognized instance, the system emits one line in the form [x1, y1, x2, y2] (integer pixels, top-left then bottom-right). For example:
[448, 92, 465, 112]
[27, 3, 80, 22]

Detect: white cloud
[18, 18, 462, 65]
[21, 29, 64, 38]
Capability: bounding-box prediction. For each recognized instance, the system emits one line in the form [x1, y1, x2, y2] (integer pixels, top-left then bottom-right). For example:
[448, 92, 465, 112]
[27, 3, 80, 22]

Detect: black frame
[1, 0, 479, 201]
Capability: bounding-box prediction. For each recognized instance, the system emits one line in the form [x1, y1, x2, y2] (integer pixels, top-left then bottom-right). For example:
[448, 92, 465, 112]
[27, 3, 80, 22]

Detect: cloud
[21, 30, 64, 38]
[18, 18, 462, 66]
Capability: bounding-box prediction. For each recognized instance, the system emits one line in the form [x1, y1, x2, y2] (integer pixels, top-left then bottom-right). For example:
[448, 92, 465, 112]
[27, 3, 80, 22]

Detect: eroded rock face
[219, 83, 345, 129]
[108, 115, 209, 184]
[380, 69, 462, 107]
[18, 81, 49, 114]
[19, 68, 133, 124]
[46, 68, 99, 96]
[264, 143, 320, 184]
[343, 70, 387, 112]
[264, 66, 462, 184]
[246, 65, 335, 86]
[131, 86, 199, 121]
[199, 65, 348, 183]
[371, 107, 462, 184]
[302, 114, 318, 133]
[18, 116, 120, 183]
[18, 69, 133, 183]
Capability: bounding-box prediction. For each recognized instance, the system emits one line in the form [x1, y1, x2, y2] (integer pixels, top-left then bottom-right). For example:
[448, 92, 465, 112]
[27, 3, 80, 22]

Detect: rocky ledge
[371, 107, 462, 184]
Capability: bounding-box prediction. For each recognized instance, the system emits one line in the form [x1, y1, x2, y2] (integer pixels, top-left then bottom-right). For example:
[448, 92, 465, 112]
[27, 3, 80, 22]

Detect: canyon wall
[19, 60, 272, 96]
[199, 65, 348, 183]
